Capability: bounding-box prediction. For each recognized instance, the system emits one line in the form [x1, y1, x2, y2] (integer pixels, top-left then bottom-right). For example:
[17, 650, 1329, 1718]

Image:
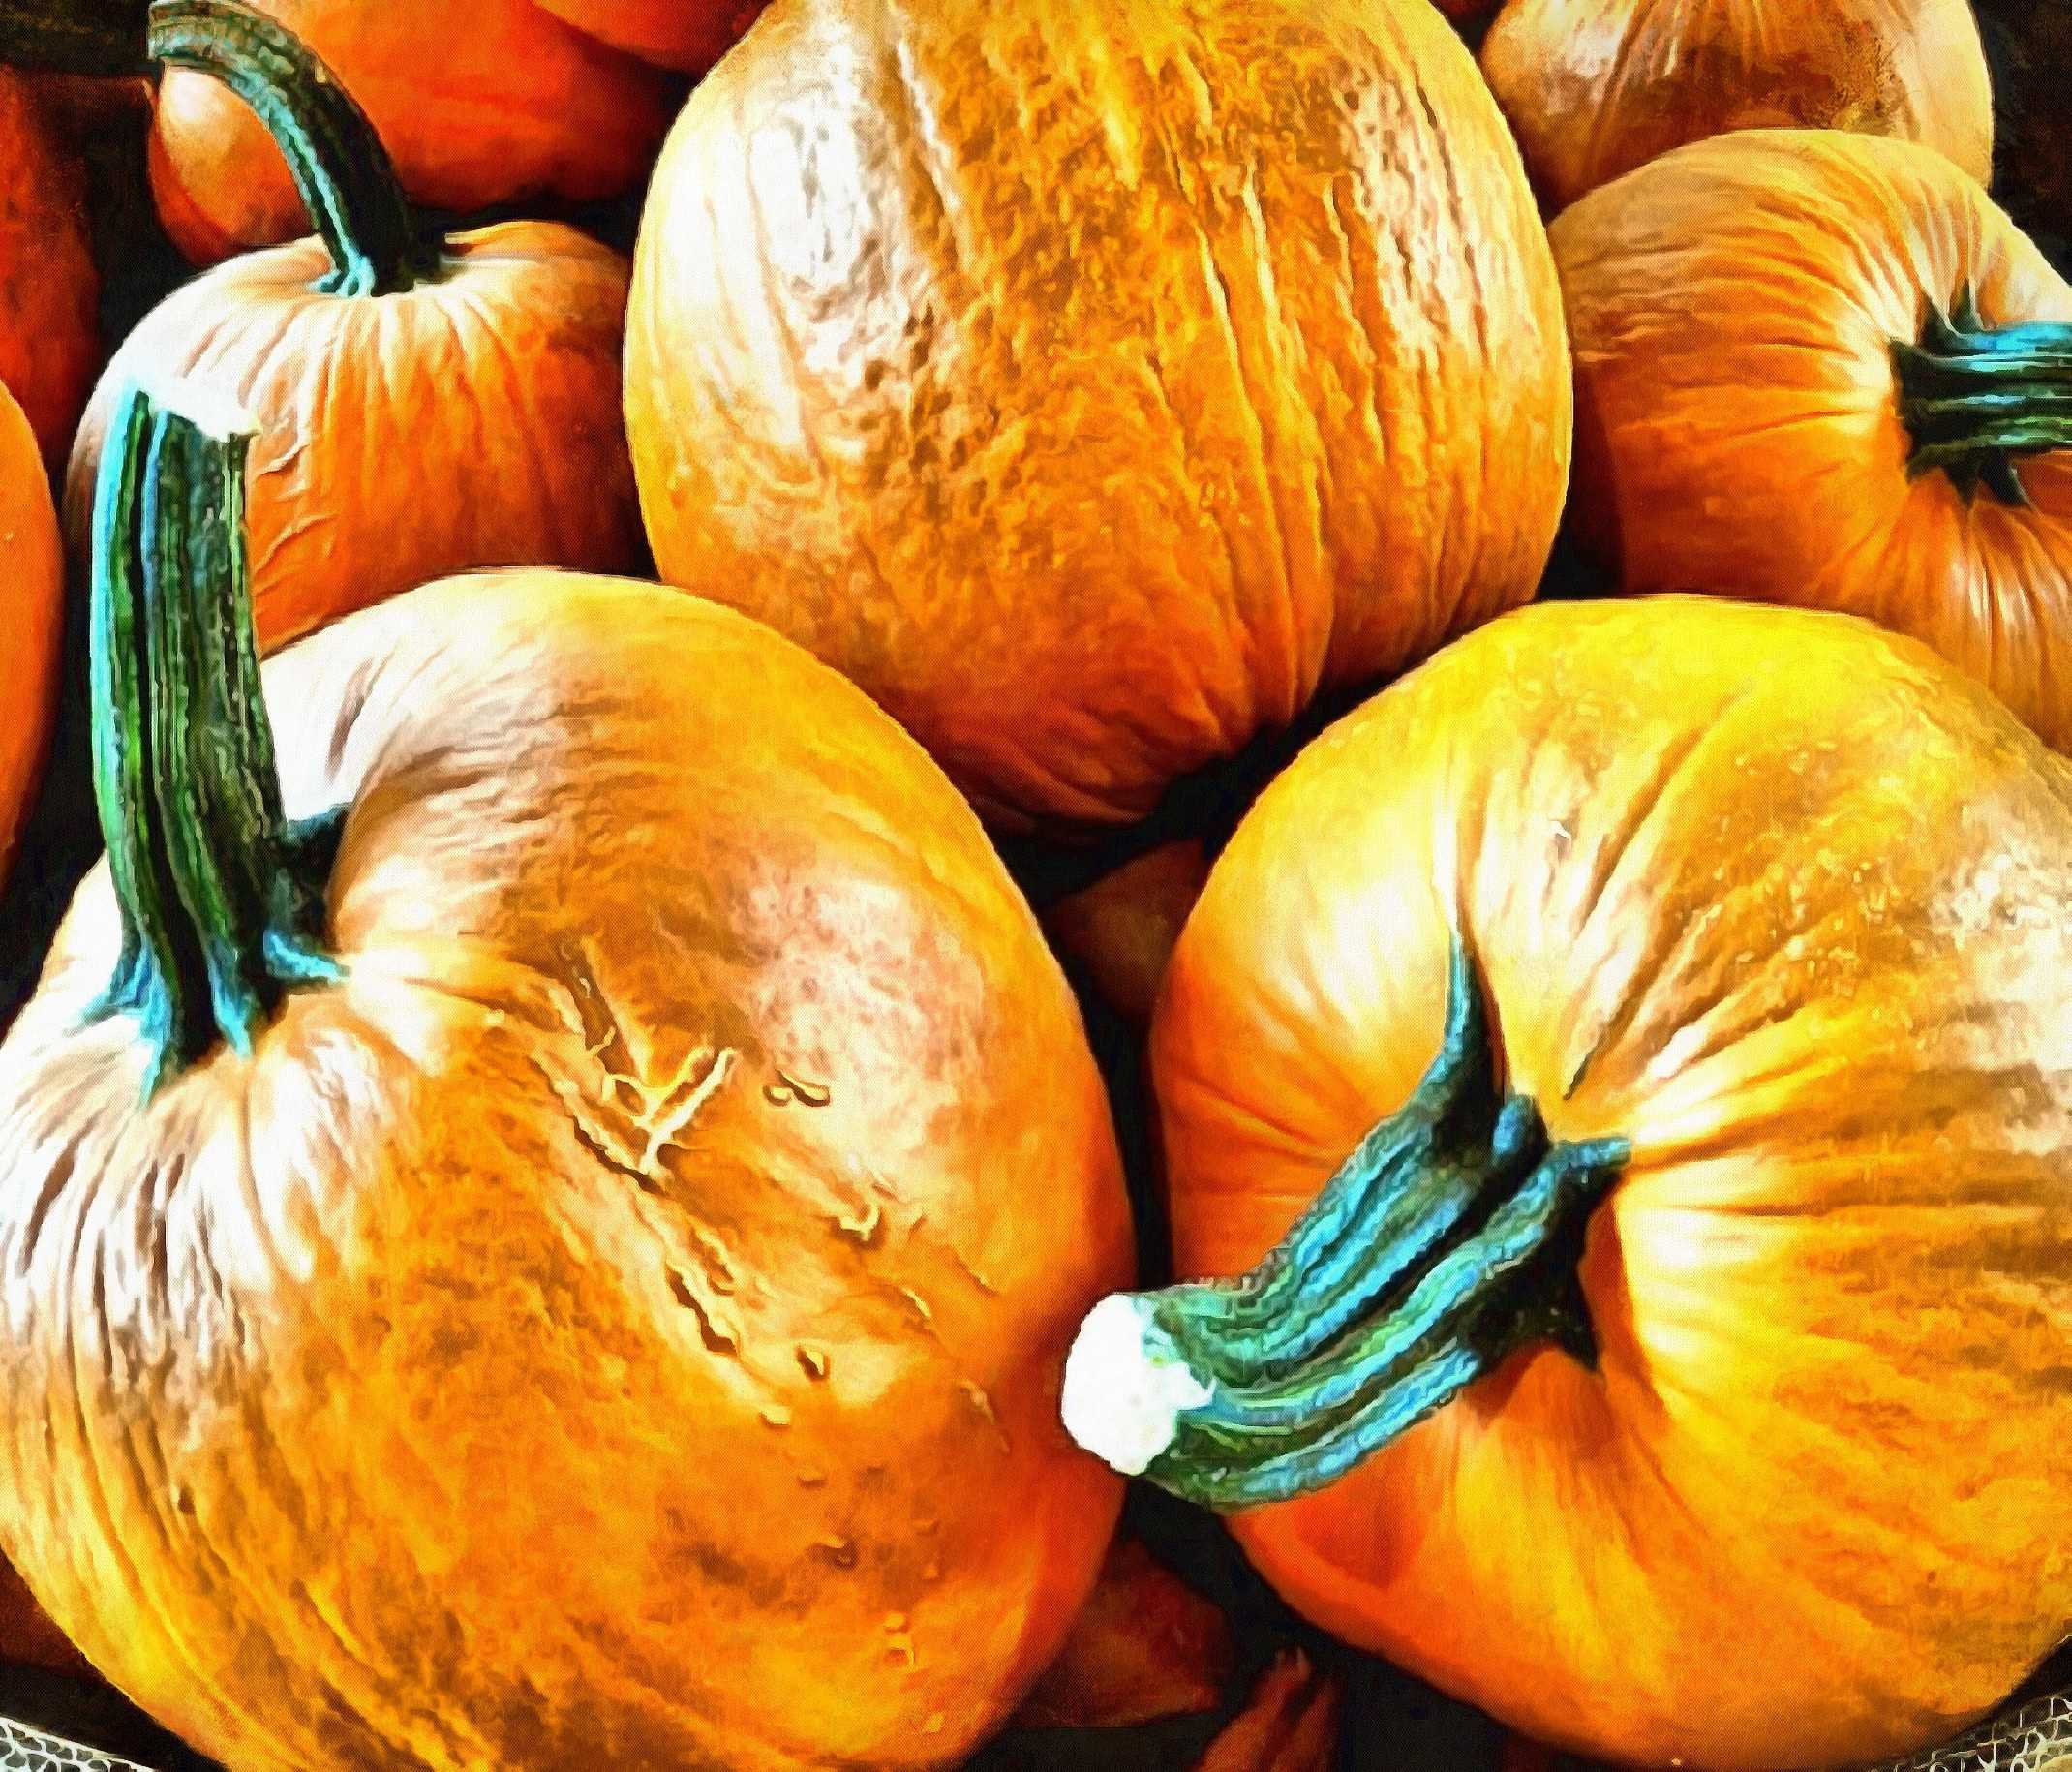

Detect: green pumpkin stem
[1893, 287, 2072, 507]
[1061, 937, 1628, 1512]
[0, 1, 150, 76]
[88, 376, 341, 1097]
[146, 0, 438, 297]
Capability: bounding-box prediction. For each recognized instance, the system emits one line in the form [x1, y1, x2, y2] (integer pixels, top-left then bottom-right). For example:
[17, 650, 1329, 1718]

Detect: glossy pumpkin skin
[0, 570, 1131, 1771]
[1481, 0, 1992, 213]
[1553, 129, 2072, 755]
[0, 382, 59, 897]
[626, 0, 1570, 830]
[534, 0, 768, 70]
[0, 71, 98, 465]
[1151, 596, 2072, 1770]
[146, 0, 676, 264]
[64, 224, 643, 654]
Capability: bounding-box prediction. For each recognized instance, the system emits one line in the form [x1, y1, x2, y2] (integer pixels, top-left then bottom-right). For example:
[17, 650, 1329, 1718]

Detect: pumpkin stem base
[1894, 287, 2072, 506]
[1061, 937, 1628, 1512]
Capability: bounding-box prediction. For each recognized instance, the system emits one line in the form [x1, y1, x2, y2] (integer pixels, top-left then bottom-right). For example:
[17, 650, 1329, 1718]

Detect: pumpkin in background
[0, 69, 97, 464]
[69, 0, 641, 656]
[0, 1556, 86, 1681]
[0, 374, 1131, 1770]
[534, 0, 768, 71]
[1043, 840, 1212, 1027]
[1061, 596, 2072, 1770]
[1552, 129, 2072, 753]
[146, 0, 676, 264]
[0, 381, 58, 897]
[626, 0, 1570, 833]
[1195, 1653, 1342, 1772]
[1480, 0, 1992, 213]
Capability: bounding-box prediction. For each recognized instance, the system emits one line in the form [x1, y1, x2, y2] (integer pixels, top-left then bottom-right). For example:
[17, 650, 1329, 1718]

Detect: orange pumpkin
[1, 374, 1131, 1769]
[146, 0, 676, 264]
[0, 378, 59, 896]
[1195, 1652, 1343, 1772]
[68, 0, 640, 656]
[1552, 129, 2072, 755]
[1043, 840, 1212, 1027]
[0, 69, 98, 465]
[0, 1556, 87, 1681]
[1480, 0, 1993, 213]
[1061, 596, 2072, 1771]
[534, 0, 767, 71]
[625, 0, 1570, 832]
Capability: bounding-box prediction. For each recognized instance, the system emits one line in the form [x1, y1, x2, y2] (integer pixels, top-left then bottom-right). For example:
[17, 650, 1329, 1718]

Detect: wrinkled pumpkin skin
[1152, 597, 2072, 1770]
[0, 382, 59, 897]
[534, 0, 768, 71]
[0, 71, 99, 465]
[64, 226, 643, 654]
[1553, 129, 2072, 754]
[0, 573, 1131, 1771]
[146, 0, 677, 264]
[626, 0, 1570, 830]
[1481, 0, 1993, 213]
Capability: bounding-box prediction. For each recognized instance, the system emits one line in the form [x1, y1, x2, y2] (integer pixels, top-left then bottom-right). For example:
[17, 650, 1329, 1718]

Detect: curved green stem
[87, 376, 342, 1097]
[1893, 287, 2072, 507]
[0, 0, 150, 76]
[1061, 937, 1628, 1512]
[146, 0, 438, 297]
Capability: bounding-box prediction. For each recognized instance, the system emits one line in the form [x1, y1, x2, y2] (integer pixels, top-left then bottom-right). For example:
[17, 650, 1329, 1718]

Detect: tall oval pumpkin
[625, 0, 1570, 831]
[0, 69, 97, 464]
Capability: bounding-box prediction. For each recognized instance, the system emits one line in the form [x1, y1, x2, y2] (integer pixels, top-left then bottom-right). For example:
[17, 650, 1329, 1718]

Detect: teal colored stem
[87, 380, 341, 1096]
[146, 0, 437, 297]
[1112, 937, 1628, 1512]
[1893, 287, 2072, 507]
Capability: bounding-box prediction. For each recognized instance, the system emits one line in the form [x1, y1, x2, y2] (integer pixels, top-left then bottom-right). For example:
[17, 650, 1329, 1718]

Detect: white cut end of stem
[1060, 1294, 1211, 1476]
[136, 370, 259, 443]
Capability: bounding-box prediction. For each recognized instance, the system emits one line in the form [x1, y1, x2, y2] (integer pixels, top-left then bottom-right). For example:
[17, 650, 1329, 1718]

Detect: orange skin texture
[0, 383, 59, 898]
[65, 226, 643, 655]
[1149, 596, 2072, 1771]
[1480, 0, 1992, 214]
[1551, 129, 2072, 758]
[534, 0, 770, 71]
[625, 0, 1571, 830]
[146, 0, 678, 265]
[0, 73, 99, 466]
[1043, 840, 1212, 1026]
[0, 571, 1131, 1771]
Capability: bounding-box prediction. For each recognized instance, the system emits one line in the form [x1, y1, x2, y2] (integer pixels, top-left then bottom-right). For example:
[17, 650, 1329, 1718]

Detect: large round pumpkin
[1552, 128, 2072, 754]
[0, 69, 97, 464]
[626, 0, 1570, 830]
[1480, 0, 1993, 213]
[146, 0, 677, 265]
[70, 1, 642, 656]
[1062, 596, 2072, 1771]
[533, 0, 767, 71]
[0, 377, 1131, 1770]
[0, 377, 59, 896]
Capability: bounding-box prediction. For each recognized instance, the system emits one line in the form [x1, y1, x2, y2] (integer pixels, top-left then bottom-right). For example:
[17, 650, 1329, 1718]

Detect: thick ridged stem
[1894, 287, 2072, 507]
[0, 1, 149, 76]
[1061, 936, 1628, 1512]
[147, 0, 438, 296]
[87, 377, 341, 1097]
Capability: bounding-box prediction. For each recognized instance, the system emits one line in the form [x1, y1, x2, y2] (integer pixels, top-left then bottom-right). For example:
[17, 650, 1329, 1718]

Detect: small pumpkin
[1043, 840, 1212, 1028]
[625, 0, 1570, 833]
[1480, 0, 1993, 213]
[0, 68, 98, 465]
[68, 0, 641, 657]
[0, 378, 59, 896]
[1061, 596, 2072, 1771]
[533, 0, 767, 72]
[1552, 128, 2072, 753]
[145, 0, 676, 264]
[0, 373, 1132, 1769]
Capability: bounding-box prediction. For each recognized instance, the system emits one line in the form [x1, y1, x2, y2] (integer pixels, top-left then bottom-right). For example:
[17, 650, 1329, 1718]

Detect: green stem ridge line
[0, 1, 150, 76]
[1112, 936, 1628, 1513]
[86, 379, 342, 1097]
[1893, 286, 2072, 507]
[146, 0, 438, 297]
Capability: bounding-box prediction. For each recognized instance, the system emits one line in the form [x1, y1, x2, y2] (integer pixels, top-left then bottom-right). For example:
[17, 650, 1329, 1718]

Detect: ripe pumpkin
[626, 0, 1571, 832]
[0, 373, 1131, 1769]
[67, 0, 641, 656]
[145, 0, 676, 265]
[1480, 0, 1993, 213]
[0, 378, 59, 896]
[534, 0, 767, 71]
[0, 68, 98, 464]
[1552, 128, 2072, 754]
[1061, 596, 2072, 1771]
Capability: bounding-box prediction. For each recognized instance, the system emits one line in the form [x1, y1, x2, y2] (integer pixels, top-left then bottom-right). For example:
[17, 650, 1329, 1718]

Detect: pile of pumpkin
[0, 0, 2069, 1768]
